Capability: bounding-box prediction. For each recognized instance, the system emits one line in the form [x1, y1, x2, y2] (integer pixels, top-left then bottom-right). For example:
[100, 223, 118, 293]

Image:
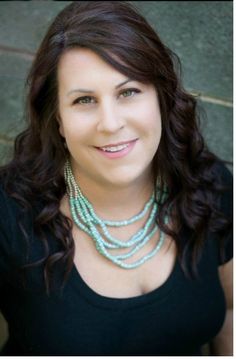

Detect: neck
[69, 165, 155, 222]
[63, 160, 167, 270]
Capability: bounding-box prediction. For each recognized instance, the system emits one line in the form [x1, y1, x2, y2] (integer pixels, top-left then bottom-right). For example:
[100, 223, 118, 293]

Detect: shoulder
[208, 159, 233, 266]
[211, 159, 233, 187]
[0, 181, 20, 281]
[0, 181, 17, 231]
[0, 180, 26, 226]
[216, 159, 232, 178]
[0, 180, 34, 266]
[212, 159, 232, 214]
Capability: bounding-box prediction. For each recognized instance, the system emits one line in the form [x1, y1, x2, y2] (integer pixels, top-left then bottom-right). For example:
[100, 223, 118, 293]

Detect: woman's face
[57, 48, 162, 189]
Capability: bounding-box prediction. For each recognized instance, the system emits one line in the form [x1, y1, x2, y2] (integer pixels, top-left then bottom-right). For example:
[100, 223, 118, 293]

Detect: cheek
[136, 95, 161, 124]
[141, 108, 162, 154]
[60, 114, 94, 144]
[58, 122, 65, 138]
[139, 105, 162, 137]
[151, 103, 162, 134]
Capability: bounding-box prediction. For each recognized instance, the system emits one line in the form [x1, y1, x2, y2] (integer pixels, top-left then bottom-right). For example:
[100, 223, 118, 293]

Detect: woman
[0, 1, 232, 355]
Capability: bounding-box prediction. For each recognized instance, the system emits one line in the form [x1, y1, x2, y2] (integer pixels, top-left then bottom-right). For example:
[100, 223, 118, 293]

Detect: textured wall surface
[0, 0, 233, 351]
[0, 1, 233, 169]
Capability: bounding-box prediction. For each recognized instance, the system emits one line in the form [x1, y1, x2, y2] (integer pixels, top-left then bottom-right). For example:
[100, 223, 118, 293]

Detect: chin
[101, 167, 149, 188]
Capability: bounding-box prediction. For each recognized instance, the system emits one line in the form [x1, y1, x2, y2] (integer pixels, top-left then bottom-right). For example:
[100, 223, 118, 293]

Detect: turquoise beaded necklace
[64, 159, 169, 269]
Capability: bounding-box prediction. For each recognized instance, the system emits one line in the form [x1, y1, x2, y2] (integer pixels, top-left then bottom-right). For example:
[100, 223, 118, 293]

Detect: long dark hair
[0, 1, 232, 294]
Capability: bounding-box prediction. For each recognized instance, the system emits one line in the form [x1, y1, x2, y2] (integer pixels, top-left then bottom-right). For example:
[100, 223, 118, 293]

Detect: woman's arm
[210, 259, 233, 355]
[0, 311, 8, 351]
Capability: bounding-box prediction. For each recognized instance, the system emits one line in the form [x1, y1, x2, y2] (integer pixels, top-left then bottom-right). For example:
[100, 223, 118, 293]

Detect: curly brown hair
[0, 1, 232, 294]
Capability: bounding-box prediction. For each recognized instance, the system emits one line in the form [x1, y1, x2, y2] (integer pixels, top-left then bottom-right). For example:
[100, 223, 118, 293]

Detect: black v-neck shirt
[0, 160, 233, 356]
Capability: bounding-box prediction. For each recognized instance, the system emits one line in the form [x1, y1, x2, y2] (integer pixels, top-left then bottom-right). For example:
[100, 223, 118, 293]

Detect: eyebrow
[66, 78, 134, 96]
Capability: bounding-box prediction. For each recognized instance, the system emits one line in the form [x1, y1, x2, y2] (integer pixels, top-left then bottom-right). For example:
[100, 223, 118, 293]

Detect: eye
[120, 88, 141, 98]
[72, 96, 96, 105]
[72, 88, 141, 106]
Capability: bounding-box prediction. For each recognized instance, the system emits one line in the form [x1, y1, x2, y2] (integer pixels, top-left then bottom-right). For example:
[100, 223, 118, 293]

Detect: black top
[0, 160, 233, 356]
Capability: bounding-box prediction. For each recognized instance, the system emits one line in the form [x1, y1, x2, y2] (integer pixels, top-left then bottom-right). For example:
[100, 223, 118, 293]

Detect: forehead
[57, 48, 126, 88]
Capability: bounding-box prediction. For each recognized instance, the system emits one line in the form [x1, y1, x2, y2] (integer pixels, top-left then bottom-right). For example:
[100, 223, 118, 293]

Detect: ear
[56, 114, 65, 138]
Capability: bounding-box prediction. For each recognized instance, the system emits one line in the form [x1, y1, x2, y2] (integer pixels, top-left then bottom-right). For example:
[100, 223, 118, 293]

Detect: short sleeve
[0, 183, 33, 291]
[0, 184, 15, 287]
[214, 161, 233, 265]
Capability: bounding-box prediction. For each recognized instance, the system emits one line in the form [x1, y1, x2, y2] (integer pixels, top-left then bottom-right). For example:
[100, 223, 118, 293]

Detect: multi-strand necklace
[64, 159, 169, 269]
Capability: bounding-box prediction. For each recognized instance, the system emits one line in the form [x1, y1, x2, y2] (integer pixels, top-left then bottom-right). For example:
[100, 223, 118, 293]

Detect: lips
[100, 143, 129, 153]
[95, 139, 137, 152]
[94, 139, 138, 158]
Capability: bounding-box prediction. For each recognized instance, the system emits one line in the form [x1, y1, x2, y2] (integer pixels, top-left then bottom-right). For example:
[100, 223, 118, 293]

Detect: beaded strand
[64, 159, 169, 269]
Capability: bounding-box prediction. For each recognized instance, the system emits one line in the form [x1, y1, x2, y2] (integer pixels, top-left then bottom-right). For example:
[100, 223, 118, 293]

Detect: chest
[59, 192, 178, 298]
[3, 252, 226, 356]
[72, 224, 177, 298]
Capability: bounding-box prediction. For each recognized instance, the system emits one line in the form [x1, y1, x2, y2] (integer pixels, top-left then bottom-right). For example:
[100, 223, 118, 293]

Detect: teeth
[101, 144, 129, 152]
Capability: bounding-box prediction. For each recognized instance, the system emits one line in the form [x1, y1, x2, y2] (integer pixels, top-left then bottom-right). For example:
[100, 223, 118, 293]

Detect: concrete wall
[0, 0, 233, 351]
[0, 1, 233, 169]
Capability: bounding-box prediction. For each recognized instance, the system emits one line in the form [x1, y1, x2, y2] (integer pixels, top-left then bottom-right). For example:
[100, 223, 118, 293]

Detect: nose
[96, 100, 125, 133]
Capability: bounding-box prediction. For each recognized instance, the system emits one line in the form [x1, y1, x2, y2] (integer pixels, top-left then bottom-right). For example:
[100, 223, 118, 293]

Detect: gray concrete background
[0, 0, 233, 351]
[0, 1, 233, 169]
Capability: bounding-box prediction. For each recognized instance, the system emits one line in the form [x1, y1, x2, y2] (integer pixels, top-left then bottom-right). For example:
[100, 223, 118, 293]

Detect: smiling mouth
[95, 139, 137, 153]
[100, 143, 130, 153]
